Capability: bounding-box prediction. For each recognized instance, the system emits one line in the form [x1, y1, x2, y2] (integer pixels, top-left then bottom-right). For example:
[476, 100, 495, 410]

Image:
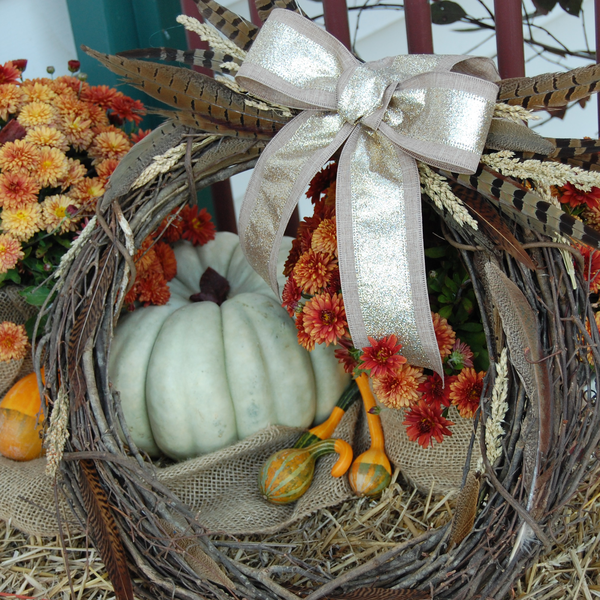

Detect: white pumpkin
[109, 232, 349, 460]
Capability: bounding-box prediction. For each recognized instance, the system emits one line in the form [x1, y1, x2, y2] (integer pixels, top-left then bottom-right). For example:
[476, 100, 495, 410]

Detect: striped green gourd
[259, 438, 352, 504]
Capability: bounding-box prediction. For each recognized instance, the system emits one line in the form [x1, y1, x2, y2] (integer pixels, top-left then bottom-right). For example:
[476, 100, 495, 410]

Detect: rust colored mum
[306, 162, 337, 203]
[0, 172, 40, 209]
[293, 248, 337, 295]
[447, 340, 474, 371]
[0, 321, 28, 362]
[418, 372, 456, 409]
[0, 61, 21, 85]
[131, 128, 151, 145]
[359, 335, 407, 378]
[302, 292, 347, 346]
[450, 368, 485, 419]
[0, 234, 24, 273]
[334, 341, 359, 374]
[154, 242, 177, 281]
[110, 95, 145, 125]
[82, 85, 119, 109]
[432, 312, 456, 358]
[586, 311, 600, 364]
[155, 209, 184, 244]
[282, 274, 302, 317]
[372, 363, 425, 409]
[137, 270, 170, 307]
[403, 400, 454, 448]
[576, 243, 600, 293]
[295, 309, 315, 351]
[559, 182, 600, 209]
[181, 205, 216, 246]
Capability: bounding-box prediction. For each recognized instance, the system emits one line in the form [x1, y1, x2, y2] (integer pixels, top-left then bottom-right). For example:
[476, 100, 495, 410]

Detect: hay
[2, 459, 599, 598]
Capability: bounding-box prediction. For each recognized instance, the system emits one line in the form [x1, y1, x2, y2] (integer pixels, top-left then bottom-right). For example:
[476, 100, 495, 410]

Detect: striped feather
[79, 460, 134, 600]
[117, 47, 242, 74]
[498, 63, 600, 109]
[83, 47, 290, 139]
[442, 165, 600, 249]
[254, 0, 307, 22]
[192, 0, 258, 52]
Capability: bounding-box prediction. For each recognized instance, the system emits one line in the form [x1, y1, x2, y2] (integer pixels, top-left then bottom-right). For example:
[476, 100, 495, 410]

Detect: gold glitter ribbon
[236, 9, 499, 373]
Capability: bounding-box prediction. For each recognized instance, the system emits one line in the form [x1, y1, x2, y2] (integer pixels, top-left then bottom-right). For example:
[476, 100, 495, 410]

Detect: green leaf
[438, 304, 453, 320]
[4, 269, 20, 284]
[425, 246, 448, 258]
[428, 278, 442, 293]
[19, 286, 52, 307]
[461, 296, 474, 314]
[431, 1, 467, 24]
[532, 0, 558, 13]
[457, 321, 482, 332]
[54, 236, 72, 249]
[438, 294, 451, 304]
[24, 314, 46, 341]
[559, 0, 582, 15]
[444, 276, 459, 294]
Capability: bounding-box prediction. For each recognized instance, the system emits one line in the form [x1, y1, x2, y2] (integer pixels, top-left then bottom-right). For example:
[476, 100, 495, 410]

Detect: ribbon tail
[337, 127, 443, 375]
[239, 110, 353, 295]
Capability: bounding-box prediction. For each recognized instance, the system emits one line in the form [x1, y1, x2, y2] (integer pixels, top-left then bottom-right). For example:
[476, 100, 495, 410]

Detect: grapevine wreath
[3, 1, 600, 599]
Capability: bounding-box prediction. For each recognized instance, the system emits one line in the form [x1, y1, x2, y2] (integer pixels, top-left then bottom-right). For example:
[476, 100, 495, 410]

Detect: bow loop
[236, 9, 500, 375]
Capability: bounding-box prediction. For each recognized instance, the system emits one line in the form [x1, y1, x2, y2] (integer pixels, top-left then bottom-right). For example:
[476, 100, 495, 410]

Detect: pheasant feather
[254, 0, 307, 22]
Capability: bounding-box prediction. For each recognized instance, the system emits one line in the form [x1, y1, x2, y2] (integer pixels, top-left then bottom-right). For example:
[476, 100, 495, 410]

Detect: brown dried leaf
[448, 471, 480, 549]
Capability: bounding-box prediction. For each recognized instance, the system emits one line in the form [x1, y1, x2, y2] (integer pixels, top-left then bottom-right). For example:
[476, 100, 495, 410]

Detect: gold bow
[236, 9, 499, 373]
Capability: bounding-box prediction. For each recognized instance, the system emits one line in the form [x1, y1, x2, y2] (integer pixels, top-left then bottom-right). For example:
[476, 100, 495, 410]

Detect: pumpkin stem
[189, 267, 230, 305]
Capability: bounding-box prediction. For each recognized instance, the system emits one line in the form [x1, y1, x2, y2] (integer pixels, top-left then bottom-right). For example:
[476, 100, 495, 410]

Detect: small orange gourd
[0, 369, 45, 461]
[348, 373, 392, 497]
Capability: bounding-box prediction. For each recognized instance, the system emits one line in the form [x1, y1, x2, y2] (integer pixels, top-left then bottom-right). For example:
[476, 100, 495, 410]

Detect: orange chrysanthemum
[295, 310, 315, 351]
[81, 85, 119, 109]
[154, 242, 177, 281]
[372, 363, 425, 409]
[0, 321, 28, 362]
[21, 82, 57, 104]
[0, 171, 40, 209]
[360, 335, 407, 378]
[559, 182, 600, 210]
[134, 237, 158, 275]
[95, 158, 119, 181]
[0, 62, 21, 85]
[110, 95, 145, 125]
[88, 130, 131, 163]
[85, 103, 110, 129]
[24, 125, 69, 152]
[0, 84, 24, 120]
[136, 270, 170, 307]
[302, 292, 347, 346]
[17, 101, 56, 128]
[0, 234, 24, 272]
[450, 368, 485, 419]
[69, 176, 105, 208]
[311, 217, 337, 255]
[41, 195, 80, 233]
[1, 202, 42, 241]
[586, 311, 600, 364]
[180, 205, 216, 246]
[403, 400, 454, 448]
[60, 114, 94, 151]
[293, 249, 337, 295]
[57, 158, 86, 191]
[36, 146, 69, 188]
[0, 139, 41, 173]
[432, 312, 456, 358]
[53, 94, 90, 120]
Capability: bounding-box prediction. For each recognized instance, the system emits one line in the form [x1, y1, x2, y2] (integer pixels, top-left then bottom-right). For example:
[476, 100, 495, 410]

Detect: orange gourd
[348, 373, 392, 497]
[0, 370, 45, 461]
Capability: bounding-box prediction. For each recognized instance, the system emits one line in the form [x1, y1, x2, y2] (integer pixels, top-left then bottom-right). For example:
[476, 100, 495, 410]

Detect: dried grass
[1, 460, 599, 599]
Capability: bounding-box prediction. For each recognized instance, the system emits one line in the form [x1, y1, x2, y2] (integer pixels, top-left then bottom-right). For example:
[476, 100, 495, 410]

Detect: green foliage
[425, 244, 489, 372]
[431, 1, 467, 25]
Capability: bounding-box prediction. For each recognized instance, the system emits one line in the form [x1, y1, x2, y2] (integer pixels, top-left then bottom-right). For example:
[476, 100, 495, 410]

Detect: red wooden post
[247, 0, 262, 27]
[323, 0, 352, 51]
[493, 0, 525, 78]
[404, 0, 434, 54]
[180, 0, 238, 233]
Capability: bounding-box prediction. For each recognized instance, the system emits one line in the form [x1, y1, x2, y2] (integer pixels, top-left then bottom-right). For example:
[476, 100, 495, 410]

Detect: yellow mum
[25, 126, 69, 152]
[17, 101, 56, 128]
[41, 194, 80, 233]
[1, 203, 42, 241]
[36, 147, 69, 188]
[0, 84, 24, 121]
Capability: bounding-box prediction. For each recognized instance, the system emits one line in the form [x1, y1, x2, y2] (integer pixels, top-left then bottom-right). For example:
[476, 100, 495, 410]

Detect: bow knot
[337, 64, 392, 127]
[236, 9, 500, 374]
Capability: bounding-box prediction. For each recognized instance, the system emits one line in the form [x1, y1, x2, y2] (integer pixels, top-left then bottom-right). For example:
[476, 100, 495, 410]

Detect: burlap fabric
[0, 387, 478, 537]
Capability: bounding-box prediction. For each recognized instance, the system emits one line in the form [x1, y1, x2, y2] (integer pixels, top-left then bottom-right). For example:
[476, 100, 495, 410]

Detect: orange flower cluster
[124, 205, 215, 309]
[0, 320, 28, 362]
[0, 59, 147, 274]
[284, 161, 487, 448]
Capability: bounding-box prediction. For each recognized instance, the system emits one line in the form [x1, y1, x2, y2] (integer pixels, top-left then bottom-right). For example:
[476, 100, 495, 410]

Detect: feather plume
[68, 248, 115, 410]
[485, 118, 555, 155]
[499, 63, 600, 109]
[79, 460, 134, 600]
[448, 471, 480, 549]
[192, 0, 258, 52]
[117, 47, 242, 74]
[442, 165, 600, 249]
[254, 0, 307, 22]
[83, 47, 289, 140]
[452, 182, 536, 270]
